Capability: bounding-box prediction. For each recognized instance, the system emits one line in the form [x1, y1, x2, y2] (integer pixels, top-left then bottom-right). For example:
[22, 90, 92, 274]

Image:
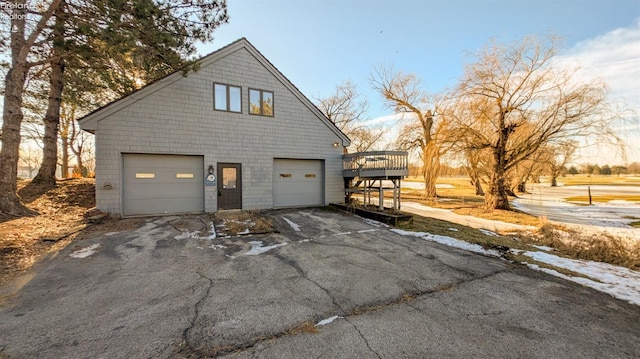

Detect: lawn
[401, 176, 541, 226]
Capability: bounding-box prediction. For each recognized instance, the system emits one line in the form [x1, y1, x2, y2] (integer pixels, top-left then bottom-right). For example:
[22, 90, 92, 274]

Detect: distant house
[78, 38, 350, 217]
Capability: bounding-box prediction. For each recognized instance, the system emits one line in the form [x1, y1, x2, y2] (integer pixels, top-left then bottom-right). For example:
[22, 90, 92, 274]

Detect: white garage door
[273, 159, 323, 207]
[122, 154, 204, 216]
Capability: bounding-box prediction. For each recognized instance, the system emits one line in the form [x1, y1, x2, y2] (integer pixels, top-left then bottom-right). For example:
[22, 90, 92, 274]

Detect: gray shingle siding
[90, 45, 346, 215]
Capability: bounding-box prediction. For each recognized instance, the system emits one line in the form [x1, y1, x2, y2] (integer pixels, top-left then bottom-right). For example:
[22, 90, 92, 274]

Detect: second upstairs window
[214, 83, 241, 113]
[249, 89, 274, 116]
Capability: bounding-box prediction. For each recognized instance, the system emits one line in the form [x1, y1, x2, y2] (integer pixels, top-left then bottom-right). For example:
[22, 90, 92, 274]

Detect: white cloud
[552, 20, 640, 164]
[557, 19, 640, 109]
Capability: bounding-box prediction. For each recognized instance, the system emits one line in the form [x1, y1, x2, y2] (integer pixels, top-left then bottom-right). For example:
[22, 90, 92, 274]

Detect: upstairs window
[249, 89, 274, 116]
[214, 83, 241, 113]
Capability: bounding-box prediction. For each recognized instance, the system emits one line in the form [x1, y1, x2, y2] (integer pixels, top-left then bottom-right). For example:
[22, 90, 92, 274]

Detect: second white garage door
[273, 159, 323, 207]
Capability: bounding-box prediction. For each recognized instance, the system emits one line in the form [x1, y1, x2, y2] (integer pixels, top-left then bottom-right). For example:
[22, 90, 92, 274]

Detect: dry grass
[287, 321, 319, 335]
[215, 210, 274, 236]
[516, 218, 640, 270]
[253, 217, 274, 232]
[453, 207, 540, 226]
[0, 179, 97, 286]
[401, 213, 640, 272]
[558, 175, 640, 186]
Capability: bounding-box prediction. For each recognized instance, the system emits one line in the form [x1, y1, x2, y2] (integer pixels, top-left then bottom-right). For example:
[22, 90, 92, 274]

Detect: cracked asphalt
[1, 208, 639, 358]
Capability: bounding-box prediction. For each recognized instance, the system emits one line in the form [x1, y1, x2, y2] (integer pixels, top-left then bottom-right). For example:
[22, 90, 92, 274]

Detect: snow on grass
[448, 228, 459, 232]
[209, 244, 227, 250]
[390, 229, 501, 257]
[315, 315, 342, 326]
[244, 241, 287, 256]
[522, 250, 640, 306]
[104, 232, 119, 236]
[392, 228, 640, 306]
[282, 217, 301, 232]
[531, 245, 553, 252]
[356, 215, 390, 228]
[479, 229, 499, 237]
[69, 244, 101, 259]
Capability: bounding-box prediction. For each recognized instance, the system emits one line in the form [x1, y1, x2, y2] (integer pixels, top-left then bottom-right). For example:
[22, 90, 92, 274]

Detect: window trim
[213, 82, 242, 113]
[248, 88, 274, 117]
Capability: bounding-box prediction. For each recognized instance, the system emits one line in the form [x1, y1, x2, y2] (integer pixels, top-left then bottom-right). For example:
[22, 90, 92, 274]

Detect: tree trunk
[517, 181, 527, 193]
[0, 65, 31, 215]
[485, 125, 511, 210]
[32, 58, 64, 186]
[485, 172, 510, 210]
[422, 141, 439, 198]
[32, 10, 65, 187]
[474, 178, 484, 196]
[469, 174, 484, 196]
[61, 133, 69, 178]
[550, 176, 558, 187]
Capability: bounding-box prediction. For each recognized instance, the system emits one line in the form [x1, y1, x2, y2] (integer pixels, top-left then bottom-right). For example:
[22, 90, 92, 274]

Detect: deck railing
[342, 150, 409, 178]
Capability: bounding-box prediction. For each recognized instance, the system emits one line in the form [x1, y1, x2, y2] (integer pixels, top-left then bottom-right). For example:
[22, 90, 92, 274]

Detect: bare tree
[0, 0, 62, 215]
[448, 36, 624, 210]
[19, 146, 42, 178]
[546, 140, 577, 187]
[370, 66, 440, 198]
[316, 81, 384, 153]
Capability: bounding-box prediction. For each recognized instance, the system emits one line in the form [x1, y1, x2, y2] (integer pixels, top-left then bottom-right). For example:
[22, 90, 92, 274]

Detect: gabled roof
[78, 38, 350, 145]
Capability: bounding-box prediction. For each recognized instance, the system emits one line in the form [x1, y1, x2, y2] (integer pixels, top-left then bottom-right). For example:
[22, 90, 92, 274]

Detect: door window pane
[223, 168, 237, 189]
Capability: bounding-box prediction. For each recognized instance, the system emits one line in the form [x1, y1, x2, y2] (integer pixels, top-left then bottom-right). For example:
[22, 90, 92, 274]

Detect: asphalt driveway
[0, 208, 638, 358]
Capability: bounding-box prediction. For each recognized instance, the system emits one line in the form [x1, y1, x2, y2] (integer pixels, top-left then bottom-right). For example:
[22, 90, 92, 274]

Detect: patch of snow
[282, 217, 301, 232]
[333, 232, 352, 236]
[237, 228, 251, 235]
[210, 244, 227, 250]
[356, 216, 390, 228]
[104, 232, 119, 236]
[479, 229, 499, 237]
[298, 239, 311, 243]
[448, 228, 459, 232]
[390, 229, 501, 257]
[531, 245, 553, 252]
[225, 254, 235, 259]
[206, 222, 216, 239]
[244, 241, 287, 256]
[523, 251, 640, 306]
[69, 244, 101, 259]
[315, 315, 342, 326]
[393, 225, 640, 306]
[174, 231, 199, 240]
[175, 222, 217, 240]
[357, 229, 378, 233]
[401, 182, 454, 190]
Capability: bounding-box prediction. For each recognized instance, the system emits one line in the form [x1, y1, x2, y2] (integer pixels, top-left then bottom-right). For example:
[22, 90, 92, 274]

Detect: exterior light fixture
[208, 165, 214, 175]
[332, 142, 340, 147]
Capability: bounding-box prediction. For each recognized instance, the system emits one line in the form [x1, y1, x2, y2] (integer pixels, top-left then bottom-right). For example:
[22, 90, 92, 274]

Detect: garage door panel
[273, 159, 323, 207]
[123, 154, 204, 216]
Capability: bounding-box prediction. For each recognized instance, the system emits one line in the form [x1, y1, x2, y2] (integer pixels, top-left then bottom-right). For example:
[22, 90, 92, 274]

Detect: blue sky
[200, 0, 640, 164]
